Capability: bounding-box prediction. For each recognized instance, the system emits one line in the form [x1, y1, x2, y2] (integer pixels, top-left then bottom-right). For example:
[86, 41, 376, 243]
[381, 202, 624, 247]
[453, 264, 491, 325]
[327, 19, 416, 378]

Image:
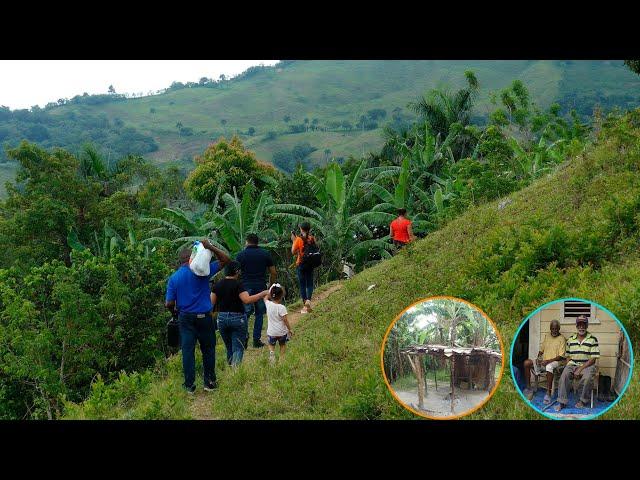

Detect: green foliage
[184, 136, 277, 203]
[273, 161, 395, 275]
[62, 111, 640, 420]
[625, 60, 640, 76]
[0, 247, 171, 419]
[272, 143, 317, 173]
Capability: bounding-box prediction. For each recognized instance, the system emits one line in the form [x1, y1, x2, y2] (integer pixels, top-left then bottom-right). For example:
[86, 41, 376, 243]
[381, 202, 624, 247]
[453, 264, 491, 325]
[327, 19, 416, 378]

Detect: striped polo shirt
[565, 332, 600, 366]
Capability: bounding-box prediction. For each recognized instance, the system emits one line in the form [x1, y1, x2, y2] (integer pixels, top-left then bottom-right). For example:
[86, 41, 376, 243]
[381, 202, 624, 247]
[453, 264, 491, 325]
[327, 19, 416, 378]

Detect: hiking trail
[189, 281, 344, 420]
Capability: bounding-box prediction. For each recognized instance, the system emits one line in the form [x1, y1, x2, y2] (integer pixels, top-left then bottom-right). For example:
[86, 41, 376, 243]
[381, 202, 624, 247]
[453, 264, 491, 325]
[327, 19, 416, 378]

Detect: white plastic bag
[189, 241, 212, 276]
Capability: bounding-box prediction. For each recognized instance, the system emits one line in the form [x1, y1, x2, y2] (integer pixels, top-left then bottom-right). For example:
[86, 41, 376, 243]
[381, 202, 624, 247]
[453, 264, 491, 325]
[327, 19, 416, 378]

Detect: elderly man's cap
[576, 315, 589, 325]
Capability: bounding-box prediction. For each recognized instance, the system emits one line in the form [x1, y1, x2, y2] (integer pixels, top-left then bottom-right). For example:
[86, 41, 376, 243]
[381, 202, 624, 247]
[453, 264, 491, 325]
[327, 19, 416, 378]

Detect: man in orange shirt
[390, 208, 415, 250]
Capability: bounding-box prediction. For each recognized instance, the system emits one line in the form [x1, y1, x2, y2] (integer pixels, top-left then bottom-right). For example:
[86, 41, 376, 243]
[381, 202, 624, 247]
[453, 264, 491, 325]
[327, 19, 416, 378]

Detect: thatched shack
[401, 344, 502, 412]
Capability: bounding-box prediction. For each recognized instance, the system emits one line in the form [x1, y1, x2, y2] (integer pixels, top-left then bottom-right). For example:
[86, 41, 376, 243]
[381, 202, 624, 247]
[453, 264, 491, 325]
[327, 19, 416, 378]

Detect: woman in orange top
[290, 221, 316, 313]
[390, 208, 415, 249]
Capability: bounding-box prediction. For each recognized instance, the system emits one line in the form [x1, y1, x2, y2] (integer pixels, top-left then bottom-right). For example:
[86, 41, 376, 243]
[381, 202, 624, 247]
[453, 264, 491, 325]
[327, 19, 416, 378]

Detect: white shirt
[265, 299, 289, 337]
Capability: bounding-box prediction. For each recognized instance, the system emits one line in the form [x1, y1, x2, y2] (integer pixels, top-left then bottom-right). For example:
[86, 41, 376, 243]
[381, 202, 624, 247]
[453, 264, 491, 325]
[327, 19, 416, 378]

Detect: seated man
[555, 315, 600, 412]
[522, 319, 566, 404]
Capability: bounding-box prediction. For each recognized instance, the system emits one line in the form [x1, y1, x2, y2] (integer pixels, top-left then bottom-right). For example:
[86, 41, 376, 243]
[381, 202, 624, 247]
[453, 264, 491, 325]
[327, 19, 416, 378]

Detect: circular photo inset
[511, 298, 634, 420]
[381, 296, 504, 419]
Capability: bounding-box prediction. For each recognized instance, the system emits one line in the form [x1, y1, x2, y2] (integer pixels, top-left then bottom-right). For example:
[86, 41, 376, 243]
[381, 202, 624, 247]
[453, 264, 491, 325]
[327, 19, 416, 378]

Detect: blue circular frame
[510, 297, 634, 420]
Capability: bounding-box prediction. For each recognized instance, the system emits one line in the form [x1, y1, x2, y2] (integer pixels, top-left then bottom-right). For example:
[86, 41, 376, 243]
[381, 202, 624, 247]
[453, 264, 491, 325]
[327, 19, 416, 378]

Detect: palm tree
[408, 71, 479, 158]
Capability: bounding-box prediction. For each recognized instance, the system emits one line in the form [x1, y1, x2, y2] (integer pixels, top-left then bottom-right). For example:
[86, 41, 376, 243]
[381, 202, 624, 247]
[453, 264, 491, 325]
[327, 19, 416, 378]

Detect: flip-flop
[554, 403, 564, 412]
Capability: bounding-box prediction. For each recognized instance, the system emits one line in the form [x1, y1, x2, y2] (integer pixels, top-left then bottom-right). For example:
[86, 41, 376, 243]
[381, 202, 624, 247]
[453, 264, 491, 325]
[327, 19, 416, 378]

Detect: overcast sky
[0, 60, 280, 110]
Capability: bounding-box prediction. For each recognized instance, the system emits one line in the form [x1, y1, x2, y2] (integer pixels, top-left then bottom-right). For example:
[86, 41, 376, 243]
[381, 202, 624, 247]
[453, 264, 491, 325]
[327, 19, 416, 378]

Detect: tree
[247, 126, 256, 136]
[184, 136, 277, 204]
[408, 71, 479, 157]
[175, 121, 183, 130]
[0, 142, 96, 268]
[108, 85, 116, 94]
[283, 115, 291, 124]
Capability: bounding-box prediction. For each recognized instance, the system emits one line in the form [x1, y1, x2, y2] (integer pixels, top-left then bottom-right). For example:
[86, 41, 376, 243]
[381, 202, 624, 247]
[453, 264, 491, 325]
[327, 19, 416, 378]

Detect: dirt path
[189, 282, 344, 420]
[393, 378, 491, 417]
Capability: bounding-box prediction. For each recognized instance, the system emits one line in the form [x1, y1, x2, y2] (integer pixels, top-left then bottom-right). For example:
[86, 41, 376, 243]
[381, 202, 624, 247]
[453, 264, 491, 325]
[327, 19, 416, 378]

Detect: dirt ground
[393, 379, 490, 417]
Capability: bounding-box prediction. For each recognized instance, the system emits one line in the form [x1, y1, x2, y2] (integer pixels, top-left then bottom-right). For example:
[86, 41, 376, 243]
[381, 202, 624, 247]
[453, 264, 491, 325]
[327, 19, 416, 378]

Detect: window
[561, 300, 599, 324]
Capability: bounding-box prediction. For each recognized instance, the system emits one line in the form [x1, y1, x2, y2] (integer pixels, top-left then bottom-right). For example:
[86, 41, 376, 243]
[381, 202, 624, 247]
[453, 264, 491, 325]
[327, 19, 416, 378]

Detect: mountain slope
[64, 110, 640, 420]
[2, 60, 640, 173]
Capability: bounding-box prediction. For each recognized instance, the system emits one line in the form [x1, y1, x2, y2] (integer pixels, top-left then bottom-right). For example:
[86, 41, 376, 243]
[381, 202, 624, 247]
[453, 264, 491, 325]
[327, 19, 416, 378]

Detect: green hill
[64, 110, 640, 420]
[2, 60, 640, 178]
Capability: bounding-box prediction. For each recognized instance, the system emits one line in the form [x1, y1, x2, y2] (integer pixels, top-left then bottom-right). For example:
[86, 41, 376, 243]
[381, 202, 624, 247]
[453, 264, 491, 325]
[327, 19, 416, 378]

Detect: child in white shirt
[265, 284, 292, 363]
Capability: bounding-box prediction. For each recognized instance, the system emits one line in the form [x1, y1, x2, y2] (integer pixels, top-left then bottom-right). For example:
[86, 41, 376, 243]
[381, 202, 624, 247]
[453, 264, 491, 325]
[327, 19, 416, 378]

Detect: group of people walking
[164, 222, 318, 393]
[165, 208, 416, 393]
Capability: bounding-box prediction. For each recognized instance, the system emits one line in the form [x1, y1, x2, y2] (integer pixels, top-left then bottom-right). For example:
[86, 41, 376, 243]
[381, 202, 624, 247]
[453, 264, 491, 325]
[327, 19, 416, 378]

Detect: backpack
[301, 236, 322, 269]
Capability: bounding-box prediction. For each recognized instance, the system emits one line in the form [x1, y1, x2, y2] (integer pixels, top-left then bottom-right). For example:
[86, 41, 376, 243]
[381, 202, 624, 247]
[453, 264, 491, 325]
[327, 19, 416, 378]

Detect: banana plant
[272, 160, 395, 276]
[68, 222, 154, 259]
[140, 207, 219, 252]
[207, 183, 281, 257]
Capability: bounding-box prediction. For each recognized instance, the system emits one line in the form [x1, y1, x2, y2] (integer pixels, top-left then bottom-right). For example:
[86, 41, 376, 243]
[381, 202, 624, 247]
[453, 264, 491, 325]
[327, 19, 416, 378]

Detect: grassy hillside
[65, 110, 640, 420]
[2, 61, 640, 175]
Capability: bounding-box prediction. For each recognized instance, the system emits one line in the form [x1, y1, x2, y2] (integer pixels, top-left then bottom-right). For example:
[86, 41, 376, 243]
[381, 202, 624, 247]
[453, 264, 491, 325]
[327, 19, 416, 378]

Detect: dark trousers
[179, 312, 216, 388]
[297, 265, 314, 302]
[217, 312, 247, 366]
[244, 284, 267, 342]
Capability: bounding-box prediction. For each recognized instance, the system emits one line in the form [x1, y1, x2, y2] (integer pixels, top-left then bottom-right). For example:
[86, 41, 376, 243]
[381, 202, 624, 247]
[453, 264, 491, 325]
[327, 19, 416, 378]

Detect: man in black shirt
[236, 233, 277, 348]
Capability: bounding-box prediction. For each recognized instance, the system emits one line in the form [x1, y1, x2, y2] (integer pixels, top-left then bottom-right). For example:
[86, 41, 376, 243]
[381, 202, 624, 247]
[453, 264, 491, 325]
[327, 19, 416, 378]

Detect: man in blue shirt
[236, 233, 276, 348]
[166, 239, 230, 393]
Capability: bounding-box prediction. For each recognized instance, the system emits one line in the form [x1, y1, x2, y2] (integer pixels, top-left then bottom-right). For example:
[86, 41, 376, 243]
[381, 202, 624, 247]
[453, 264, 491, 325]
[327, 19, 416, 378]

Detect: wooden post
[416, 355, 425, 409]
[450, 356, 455, 414]
[434, 357, 438, 391]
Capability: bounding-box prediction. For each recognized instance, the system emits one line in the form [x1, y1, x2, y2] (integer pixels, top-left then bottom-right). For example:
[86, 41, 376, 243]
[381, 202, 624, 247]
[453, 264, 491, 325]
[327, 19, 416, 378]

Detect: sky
[0, 60, 280, 110]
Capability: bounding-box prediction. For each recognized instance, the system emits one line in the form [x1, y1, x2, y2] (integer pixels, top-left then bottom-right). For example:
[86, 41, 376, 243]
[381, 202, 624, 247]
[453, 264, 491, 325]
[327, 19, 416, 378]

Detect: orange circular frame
[380, 295, 506, 420]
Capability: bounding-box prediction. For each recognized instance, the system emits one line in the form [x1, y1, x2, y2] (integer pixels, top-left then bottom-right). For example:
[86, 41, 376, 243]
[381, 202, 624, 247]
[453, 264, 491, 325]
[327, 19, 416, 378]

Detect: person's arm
[389, 222, 394, 241]
[291, 234, 298, 255]
[268, 265, 277, 285]
[282, 313, 292, 336]
[165, 277, 178, 317]
[166, 300, 177, 317]
[210, 292, 217, 306]
[575, 358, 596, 375]
[239, 289, 270, 304]
[542, 354, 564, 365]
[202, 239, 230, 267]
[407, 223, 416, 242]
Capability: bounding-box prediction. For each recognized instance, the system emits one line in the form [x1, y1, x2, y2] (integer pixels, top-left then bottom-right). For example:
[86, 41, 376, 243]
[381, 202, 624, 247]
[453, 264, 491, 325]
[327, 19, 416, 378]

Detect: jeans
[244, 284, 267, 342]
[179, 312, 216, 389]
[217, 312, 247, 366]
[297, 265, 314, 302]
